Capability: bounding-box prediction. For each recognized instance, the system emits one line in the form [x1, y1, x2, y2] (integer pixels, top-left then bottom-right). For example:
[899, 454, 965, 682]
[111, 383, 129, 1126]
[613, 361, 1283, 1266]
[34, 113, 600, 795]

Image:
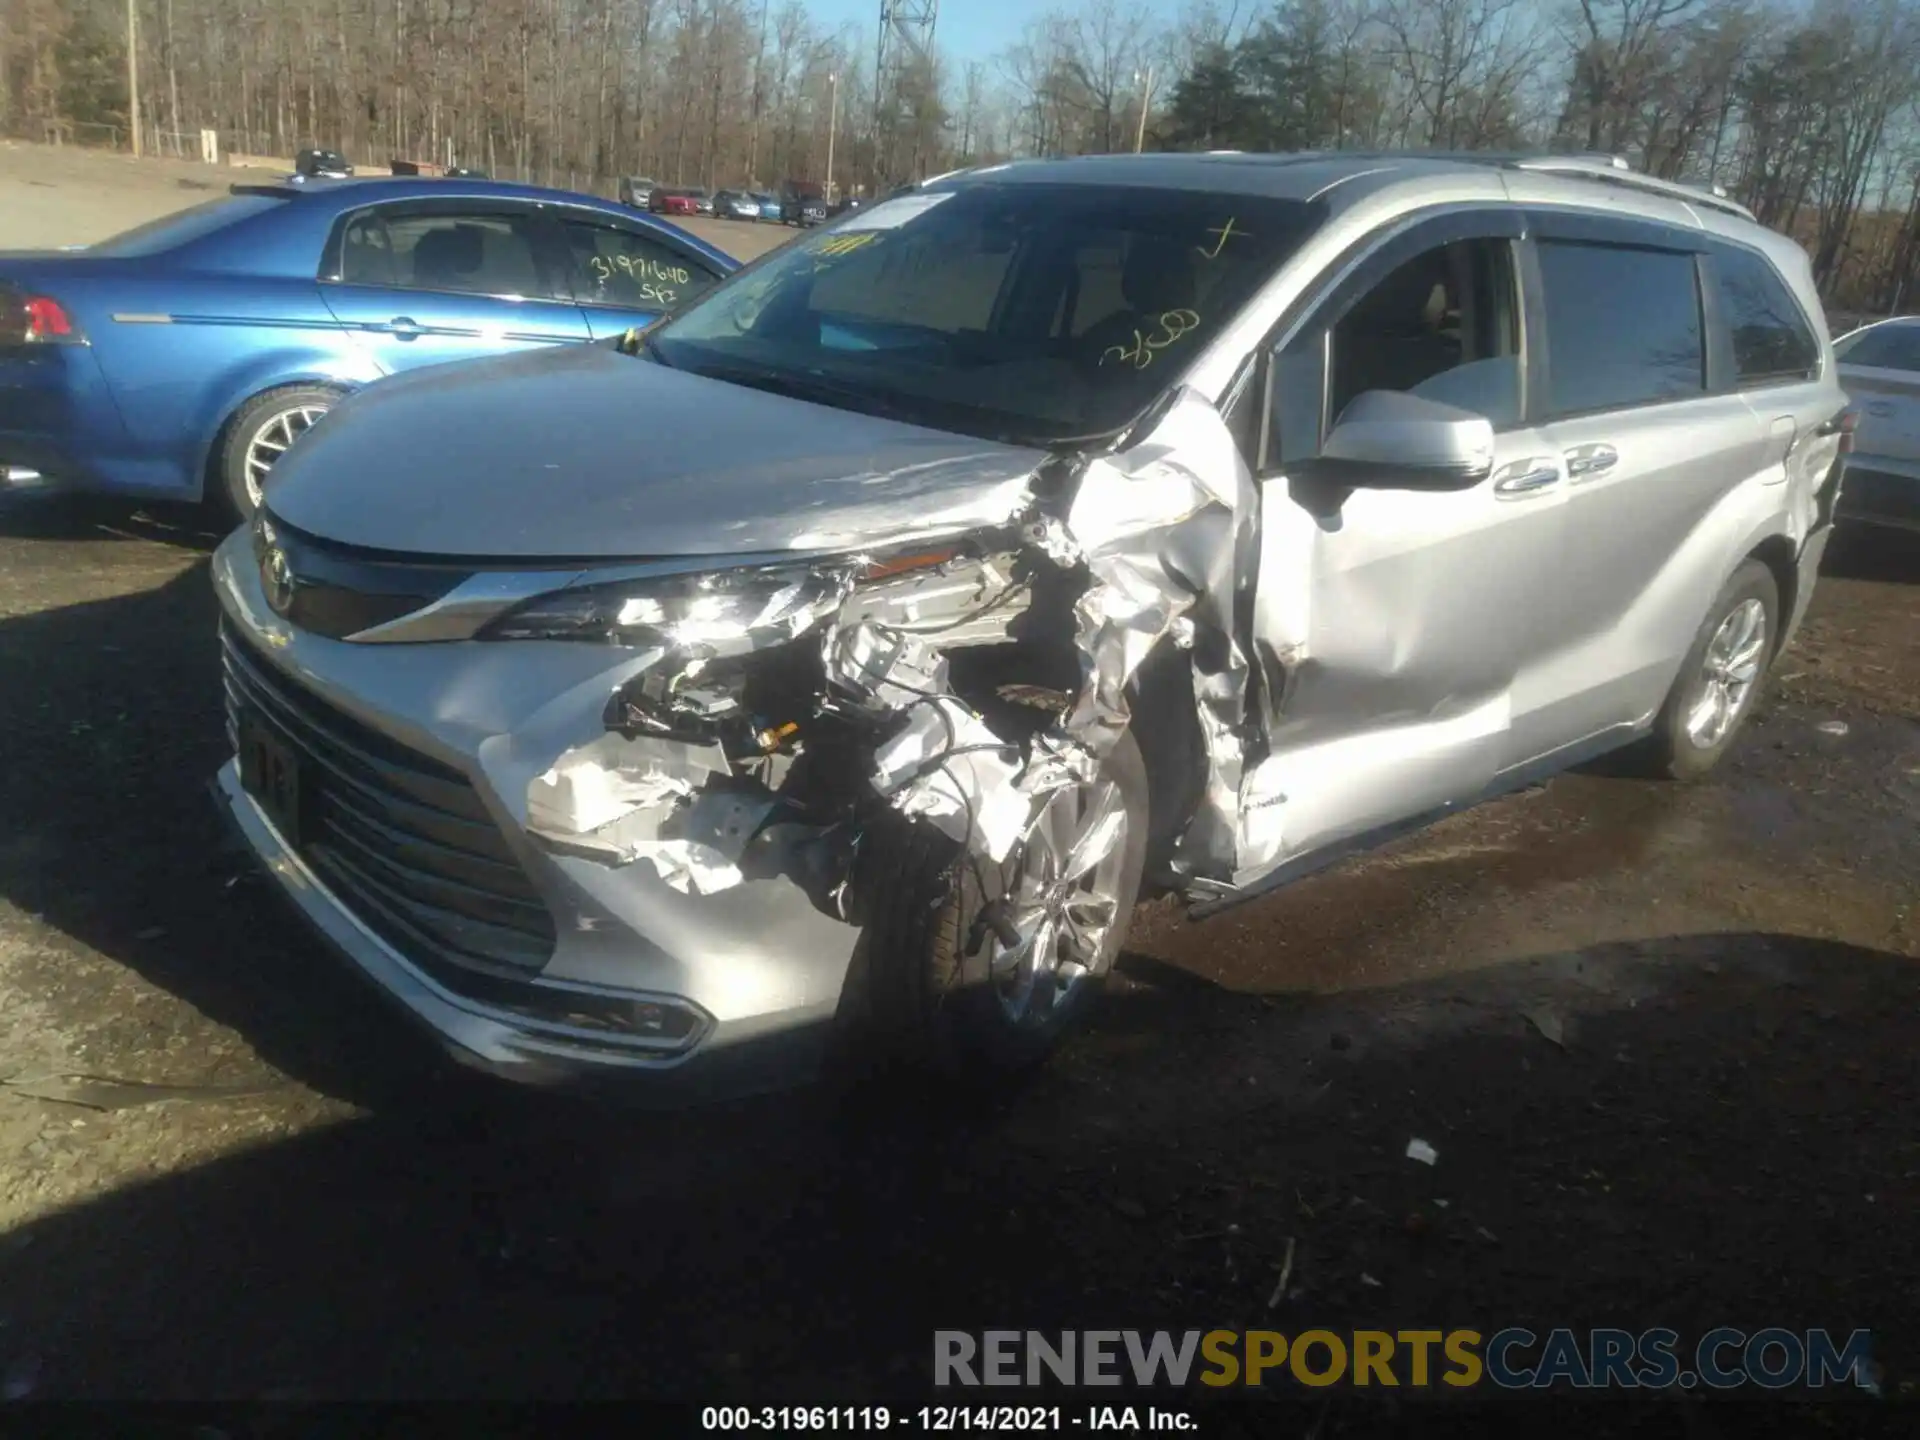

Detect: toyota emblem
[262, 542, 296, 616]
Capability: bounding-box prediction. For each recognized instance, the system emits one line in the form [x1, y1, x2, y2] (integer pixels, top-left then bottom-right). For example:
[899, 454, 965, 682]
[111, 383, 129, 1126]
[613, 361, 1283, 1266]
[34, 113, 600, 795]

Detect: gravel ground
[0, 145, 1916, 1429]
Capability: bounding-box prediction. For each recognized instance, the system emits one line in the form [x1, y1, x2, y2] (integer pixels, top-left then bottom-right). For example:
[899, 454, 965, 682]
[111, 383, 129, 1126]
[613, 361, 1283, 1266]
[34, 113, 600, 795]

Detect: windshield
[647, 182, 1323, 444]
[1835, 322, 1920, 371]
[89, 195, 285, 258]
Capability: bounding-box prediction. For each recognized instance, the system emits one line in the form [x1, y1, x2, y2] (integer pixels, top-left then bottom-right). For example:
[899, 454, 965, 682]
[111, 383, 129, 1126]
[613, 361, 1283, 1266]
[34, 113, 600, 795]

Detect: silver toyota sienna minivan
[211, 152, 1854, 1101]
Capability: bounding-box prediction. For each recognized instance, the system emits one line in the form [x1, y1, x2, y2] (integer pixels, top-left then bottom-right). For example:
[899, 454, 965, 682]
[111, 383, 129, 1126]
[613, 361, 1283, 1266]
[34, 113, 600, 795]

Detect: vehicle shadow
[0, 492, 226, 552]
[0, 931, 1910, 1428]
[1823, 522, 1920, 584]
[0, 559, 455, 1108]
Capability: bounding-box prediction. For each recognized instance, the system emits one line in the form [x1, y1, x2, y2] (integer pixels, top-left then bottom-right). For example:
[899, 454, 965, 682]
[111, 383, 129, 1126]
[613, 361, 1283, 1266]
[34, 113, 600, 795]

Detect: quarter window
[338, 209, 551, 297]
[562, 221, 719, 311]
[1537, 241, 1703, 417]
[1714, 247, 1818, 384]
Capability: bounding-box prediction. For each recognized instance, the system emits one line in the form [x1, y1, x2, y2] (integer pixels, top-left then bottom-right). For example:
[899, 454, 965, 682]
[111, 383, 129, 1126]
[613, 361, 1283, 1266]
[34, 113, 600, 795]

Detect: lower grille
[220, 624, 558, 983]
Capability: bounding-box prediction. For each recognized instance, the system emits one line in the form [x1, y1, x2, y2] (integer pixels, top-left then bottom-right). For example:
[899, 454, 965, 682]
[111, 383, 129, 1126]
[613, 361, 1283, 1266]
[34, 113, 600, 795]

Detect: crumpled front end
[519, 388, 1259, 909]
[213, 389, 1259, 1096]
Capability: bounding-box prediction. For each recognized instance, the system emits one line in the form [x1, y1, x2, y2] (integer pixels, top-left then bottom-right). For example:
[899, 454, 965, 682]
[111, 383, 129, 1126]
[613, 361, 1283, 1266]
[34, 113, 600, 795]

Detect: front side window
[647, 184, 1324, 444]
[337, 208, 552, 298]
[1714, 246, 1819, 385]
[1328, 237, 1522, 428]
[1537, 241, 1704, 417]
[562, 220, 720, 311]
[1833, 321, 1920, 371]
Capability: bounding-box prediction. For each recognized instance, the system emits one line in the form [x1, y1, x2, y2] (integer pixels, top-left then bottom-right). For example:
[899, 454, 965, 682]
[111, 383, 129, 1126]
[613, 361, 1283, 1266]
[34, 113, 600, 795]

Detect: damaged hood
[264, 343, 1050, 558]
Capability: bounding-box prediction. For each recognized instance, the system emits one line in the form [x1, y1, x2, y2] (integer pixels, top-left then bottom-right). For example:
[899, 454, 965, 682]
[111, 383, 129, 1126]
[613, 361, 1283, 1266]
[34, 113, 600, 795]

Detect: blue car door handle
[382, 316, 423, 340]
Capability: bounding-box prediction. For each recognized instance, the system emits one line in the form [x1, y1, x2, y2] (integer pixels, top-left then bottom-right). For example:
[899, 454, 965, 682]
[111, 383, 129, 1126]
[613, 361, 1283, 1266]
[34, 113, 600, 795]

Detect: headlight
[478, 562, 858, 656]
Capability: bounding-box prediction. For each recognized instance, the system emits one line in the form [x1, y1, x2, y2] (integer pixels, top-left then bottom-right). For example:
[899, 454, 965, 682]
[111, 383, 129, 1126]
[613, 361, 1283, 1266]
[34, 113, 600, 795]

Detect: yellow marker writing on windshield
[1198, 217, 1246, 259]
[1101, 309, 1202, 371]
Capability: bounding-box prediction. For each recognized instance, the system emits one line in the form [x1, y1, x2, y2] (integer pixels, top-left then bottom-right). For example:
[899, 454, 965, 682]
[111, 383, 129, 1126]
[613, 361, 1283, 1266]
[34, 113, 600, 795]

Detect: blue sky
[805, 0, 1186, 68]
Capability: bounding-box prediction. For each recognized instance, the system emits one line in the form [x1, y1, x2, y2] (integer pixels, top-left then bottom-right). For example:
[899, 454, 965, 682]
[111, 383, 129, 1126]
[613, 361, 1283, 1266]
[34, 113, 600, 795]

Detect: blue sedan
[0, 175, 736, 516]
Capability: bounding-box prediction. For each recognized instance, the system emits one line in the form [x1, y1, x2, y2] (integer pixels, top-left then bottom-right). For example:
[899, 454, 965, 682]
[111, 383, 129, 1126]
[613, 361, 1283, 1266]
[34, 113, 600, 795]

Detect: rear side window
[1714, 247, 1818, 384]
[1537, 241, 1704, 417]
[562, 220, 720, 310]
[337, 209, 552, 298]
[1834, 322, 1920, 371]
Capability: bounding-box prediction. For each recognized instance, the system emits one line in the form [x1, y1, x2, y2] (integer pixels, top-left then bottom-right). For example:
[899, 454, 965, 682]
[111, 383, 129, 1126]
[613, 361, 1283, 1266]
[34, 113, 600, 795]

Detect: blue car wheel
[218, 383, 342, 519]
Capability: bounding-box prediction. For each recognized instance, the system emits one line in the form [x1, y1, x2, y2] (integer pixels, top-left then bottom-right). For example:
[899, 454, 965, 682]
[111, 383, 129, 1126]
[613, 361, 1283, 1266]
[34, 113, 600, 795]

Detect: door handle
[1564, 443, 1618, 481]
[1491, 457, 1561, 496]
[382, 316, 423, 340]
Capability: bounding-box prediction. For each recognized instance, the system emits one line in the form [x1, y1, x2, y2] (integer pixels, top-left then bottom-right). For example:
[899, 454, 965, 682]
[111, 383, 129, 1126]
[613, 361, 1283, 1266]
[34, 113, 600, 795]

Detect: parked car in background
[712, 190, 762, 222]
[0, 176, 734, 517]
[619, 175, 660, 209]
[294, 149, 353, 179]
[648, 187, 700, 217]
[690, 187, 716, 216]
[826, 196, 862, 218]
[211, 152, 1846, 1103]
[1833, 317, 1920, 532]
[781, 183, 827, 226]
[445, 166, 488, 179]
[751, 192, 782, 221]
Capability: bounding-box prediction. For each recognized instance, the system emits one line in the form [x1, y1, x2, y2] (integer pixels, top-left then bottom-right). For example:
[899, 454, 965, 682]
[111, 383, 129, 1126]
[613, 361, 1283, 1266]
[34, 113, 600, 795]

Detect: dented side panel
[1238, 444, 1570, 888]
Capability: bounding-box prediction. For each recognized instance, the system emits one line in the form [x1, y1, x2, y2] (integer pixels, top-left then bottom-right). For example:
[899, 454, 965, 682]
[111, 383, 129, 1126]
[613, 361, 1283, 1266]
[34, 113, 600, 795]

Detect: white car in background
[1834, 317, 1920, 532]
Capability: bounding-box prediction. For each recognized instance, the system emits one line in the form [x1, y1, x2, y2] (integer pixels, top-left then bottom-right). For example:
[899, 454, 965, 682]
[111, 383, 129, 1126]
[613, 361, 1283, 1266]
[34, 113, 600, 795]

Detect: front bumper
[210, 530, 862, 1101]
[1837, 456, 1920, 533]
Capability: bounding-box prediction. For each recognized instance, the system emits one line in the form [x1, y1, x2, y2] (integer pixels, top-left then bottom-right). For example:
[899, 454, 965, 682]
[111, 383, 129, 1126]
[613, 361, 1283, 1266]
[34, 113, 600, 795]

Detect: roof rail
[1506, 155, 1754, 221]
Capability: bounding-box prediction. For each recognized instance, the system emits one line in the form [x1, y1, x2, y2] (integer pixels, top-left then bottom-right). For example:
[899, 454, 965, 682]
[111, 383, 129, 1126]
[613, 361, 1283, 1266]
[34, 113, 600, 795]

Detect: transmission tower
[873, 0, 939, 186]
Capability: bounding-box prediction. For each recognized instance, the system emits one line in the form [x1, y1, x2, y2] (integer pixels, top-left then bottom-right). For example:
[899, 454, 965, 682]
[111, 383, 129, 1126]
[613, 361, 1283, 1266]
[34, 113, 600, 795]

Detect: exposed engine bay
[520, 389, 1258, 924]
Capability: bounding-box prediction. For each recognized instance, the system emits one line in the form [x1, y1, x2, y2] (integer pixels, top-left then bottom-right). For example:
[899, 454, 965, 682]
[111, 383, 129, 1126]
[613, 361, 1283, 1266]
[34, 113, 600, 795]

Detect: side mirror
[1296, 390, 1495, 492]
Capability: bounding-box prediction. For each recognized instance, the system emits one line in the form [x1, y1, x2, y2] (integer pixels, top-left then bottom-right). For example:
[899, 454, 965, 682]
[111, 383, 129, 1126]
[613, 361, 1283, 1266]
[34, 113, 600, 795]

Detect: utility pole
[825, 72, 839, 203]
[1133, 65, 1154, 154]
[127, 0, 142, 157]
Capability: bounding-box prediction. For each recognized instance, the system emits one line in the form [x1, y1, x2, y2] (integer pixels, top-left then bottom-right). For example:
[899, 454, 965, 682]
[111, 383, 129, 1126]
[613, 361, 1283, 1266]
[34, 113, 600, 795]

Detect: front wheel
[217, 385, 340, 520]
[858, 730, 1150, 1076]
[1639, 559, 1780, 779]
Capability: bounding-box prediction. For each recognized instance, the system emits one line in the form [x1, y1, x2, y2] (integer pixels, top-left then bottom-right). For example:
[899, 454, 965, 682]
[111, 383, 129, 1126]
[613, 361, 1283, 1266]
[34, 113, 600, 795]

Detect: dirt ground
[0, 145, 1917, 1428]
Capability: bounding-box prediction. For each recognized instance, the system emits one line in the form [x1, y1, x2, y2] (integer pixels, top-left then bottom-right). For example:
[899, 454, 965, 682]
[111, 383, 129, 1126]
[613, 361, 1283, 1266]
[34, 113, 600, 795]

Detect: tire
[1637, 559, 1780, 780]
[216, 384, 341, 521]
[856, 729, 1151, 1077]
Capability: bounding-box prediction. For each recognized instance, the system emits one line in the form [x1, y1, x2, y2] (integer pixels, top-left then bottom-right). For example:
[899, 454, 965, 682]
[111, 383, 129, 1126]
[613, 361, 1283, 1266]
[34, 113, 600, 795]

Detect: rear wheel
[1639, 559, 1779, 779]
[217, 384, 340, 520]
[858, 730, 1150, 1076]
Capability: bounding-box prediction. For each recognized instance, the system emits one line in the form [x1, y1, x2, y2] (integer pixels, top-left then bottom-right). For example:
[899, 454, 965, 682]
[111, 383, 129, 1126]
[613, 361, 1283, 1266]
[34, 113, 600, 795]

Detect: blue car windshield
[646, 183, 1323, 445]
[88, 195, 286, 257]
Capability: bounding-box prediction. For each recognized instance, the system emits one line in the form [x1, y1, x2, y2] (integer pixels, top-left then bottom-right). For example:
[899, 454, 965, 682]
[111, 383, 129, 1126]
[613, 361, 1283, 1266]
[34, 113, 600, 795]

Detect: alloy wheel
[986, 778, 1131, 1027]
[242, 403, 330, 509]
[1685, 597, 1768, 748]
